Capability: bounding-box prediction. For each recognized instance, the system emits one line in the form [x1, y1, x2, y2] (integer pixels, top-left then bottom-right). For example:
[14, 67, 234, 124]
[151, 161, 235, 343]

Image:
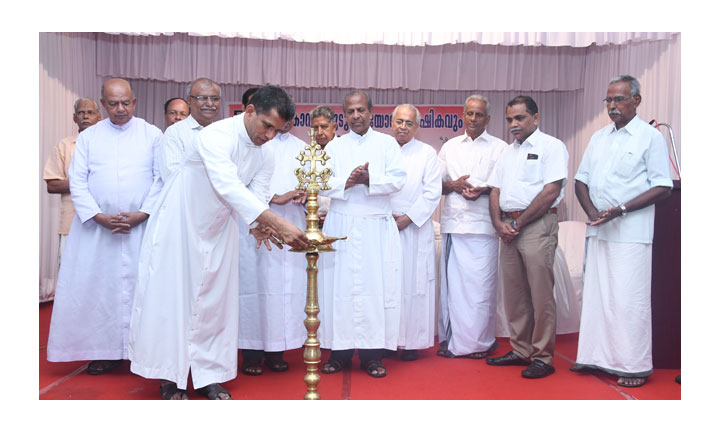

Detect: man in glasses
[159, 78, 222, 180]
[389, 104, 442, 362]
[571, 75, 672, 387]
[164, 97, 189, 129]
[436, 95, 507, 360]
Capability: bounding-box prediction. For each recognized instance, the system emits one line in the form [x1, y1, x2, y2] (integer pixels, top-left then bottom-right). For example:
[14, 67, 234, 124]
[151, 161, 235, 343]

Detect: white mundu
[437, 130, 507, 356]
[318, 128, 407, 350]
[574, 114, 672, 376]
[237, 132, 308, 351]
[129, 113, 272, 390]
[48, 117, 163, 362]
[390, 138, 442, 350]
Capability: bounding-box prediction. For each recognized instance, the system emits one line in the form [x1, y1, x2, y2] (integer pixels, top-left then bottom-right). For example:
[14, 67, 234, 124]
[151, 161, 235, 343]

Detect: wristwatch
[510, 219, 518, 229]
[619, 204, 628, 217]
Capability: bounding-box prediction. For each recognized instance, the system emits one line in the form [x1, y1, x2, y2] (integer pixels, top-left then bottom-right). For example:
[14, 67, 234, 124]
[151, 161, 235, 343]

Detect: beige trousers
[499, 212, 558, 365]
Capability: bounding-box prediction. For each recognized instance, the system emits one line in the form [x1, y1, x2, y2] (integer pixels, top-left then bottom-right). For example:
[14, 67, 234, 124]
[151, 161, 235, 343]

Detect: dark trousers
[330, 348, 383, 365]
[242, 349, 284, 362]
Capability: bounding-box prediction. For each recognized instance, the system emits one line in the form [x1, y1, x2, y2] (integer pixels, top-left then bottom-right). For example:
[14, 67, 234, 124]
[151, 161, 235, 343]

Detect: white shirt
[438, 130, 507, 235]
[488, 128, 569, 211]
[159, 115, 204, 181]
[391, 138, 442, 227]
[575, 115, 672, 243]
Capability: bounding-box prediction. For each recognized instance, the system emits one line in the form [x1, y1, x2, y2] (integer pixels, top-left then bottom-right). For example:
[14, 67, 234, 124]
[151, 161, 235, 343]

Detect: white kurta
[318, 128, 406, 350]
[237, 132, 308, 351]
[390, 139, 442, 350]
[436, 131, 506, 355]
[47, 117, 163, 362]
[129, 114, 272, 390]
[158, 115, 204, 181]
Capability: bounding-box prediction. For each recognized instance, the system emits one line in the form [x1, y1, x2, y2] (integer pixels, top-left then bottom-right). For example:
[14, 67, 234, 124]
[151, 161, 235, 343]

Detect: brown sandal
[361, 360, 387, 378]
[320, 358, 346, 374]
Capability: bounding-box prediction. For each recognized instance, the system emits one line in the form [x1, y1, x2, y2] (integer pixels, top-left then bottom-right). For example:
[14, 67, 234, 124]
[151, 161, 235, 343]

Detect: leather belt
[502, 207, 557, 219]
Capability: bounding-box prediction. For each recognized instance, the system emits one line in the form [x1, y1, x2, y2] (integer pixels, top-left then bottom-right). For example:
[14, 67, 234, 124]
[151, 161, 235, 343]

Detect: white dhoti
[575, 237, 653, 376]
[438, 233, 498, 356]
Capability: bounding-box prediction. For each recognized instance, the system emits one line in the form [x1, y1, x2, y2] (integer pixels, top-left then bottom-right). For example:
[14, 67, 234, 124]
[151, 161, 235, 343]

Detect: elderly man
[318, 90, 406, 378]
[571, 75, 672, 387]
[436, 95, 507, 360]
[238, 120, 308, 375]
[164, 97, 190, 129]
[485, 95, 569, 379]
[129, 86, 310, 400]
[309, 105, 338, 219]
[159, 78, 222, 180]
[389, 104, 442, 361]
[43, 98, 102, 300]
[47, 78, 163, 376]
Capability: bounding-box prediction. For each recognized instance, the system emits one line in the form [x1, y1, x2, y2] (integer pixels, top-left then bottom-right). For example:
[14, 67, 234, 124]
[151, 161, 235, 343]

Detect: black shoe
[486, 351, 531, 366]
[521, 360, 555, 378]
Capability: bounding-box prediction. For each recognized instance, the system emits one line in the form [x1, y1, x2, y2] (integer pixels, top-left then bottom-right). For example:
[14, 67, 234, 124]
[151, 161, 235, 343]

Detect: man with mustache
[163, 97, 189, 129]
[317, 90, 406, 378]
[47, 78, 164, 376]
[43, 98, 102, 301]
[485, 95, 569, 379]
[436, 95, 507, 360]
[570, 75, 672, 387]
[309, 105, 338, 220]
[159, 78, 222, 181]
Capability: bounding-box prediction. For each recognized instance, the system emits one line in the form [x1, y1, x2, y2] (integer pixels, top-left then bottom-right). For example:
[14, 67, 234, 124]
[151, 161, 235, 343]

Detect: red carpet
[39, 301, 680, 400]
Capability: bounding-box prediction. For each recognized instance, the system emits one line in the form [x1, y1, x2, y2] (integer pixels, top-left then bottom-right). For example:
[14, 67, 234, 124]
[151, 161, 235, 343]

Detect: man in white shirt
[390, 104, 442, 361]
[129, 86, 311, 400]
[238, 120, 308, 375]
[47, 78, 163, 376]
[309, 105, 338, 220]
[164, 97, 189, 129]
[436, 95, 507, 360]
[485, 96, 569, 379]
[571, 75, 672, 387]
[159, 78, 222, 181]
[317, 90, 406, 378]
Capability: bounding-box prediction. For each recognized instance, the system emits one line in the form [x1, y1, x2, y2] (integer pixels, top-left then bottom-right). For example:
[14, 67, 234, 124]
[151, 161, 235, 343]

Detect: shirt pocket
[520, 158, 542, 183]
[614, 151, 642, 179]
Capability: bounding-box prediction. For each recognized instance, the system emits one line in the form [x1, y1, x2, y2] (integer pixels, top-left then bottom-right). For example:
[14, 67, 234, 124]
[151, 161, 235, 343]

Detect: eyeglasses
[394, 119, 416, 128]
[602, 96, 635, 105]
[190, 95, 221, 102]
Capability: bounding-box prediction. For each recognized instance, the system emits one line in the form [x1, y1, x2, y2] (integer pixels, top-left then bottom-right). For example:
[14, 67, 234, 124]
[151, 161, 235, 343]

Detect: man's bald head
[100, 78, 137, 126]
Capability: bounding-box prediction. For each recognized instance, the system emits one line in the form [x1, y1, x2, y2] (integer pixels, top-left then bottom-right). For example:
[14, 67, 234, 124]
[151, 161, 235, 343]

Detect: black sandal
[87, 360, 122, 375]
[159, 381, 189, 400]
[241, 360, 263, 376]
[320, 358, 346, 374]
[361, 359, 387, 378]
[264, 356, 289, 372]
[196, 383, 232, 400]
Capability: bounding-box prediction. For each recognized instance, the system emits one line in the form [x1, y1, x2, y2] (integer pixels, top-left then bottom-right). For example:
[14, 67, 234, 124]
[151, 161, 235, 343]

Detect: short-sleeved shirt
[488, 128, 569, 211]
[43, 135, 76, 235]
[575, 115, 673, 244]
[438, 130, 507, 235]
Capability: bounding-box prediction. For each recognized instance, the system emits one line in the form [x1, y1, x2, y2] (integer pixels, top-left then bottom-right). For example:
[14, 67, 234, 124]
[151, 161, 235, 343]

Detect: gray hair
[464, 94, 491, 113]
[101, 78, 134, 100]
[609, 75, 641, 97]
[391, 103, 421, 124]
[186, 78, 222, 98]
[310, 105, 337, 124]
[342, 90, 372, 113]
[74, 98, 99, 113]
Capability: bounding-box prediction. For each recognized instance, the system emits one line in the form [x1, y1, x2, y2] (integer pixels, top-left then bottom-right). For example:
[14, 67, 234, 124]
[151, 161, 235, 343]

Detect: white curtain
[38, 32, 681, 301]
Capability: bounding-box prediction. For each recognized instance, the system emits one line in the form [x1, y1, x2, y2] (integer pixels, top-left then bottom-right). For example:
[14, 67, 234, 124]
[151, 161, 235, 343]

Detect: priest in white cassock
[317, 90, 406, 378]
[237, 120, 308, 376]
[436, 95, 507, 359]
[128, 86, 311, 400]
[571, 75, 672, 388]
[158, 78, 222, 181]
[47, 78, 163, 377]
[389, 104, 442, 362]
